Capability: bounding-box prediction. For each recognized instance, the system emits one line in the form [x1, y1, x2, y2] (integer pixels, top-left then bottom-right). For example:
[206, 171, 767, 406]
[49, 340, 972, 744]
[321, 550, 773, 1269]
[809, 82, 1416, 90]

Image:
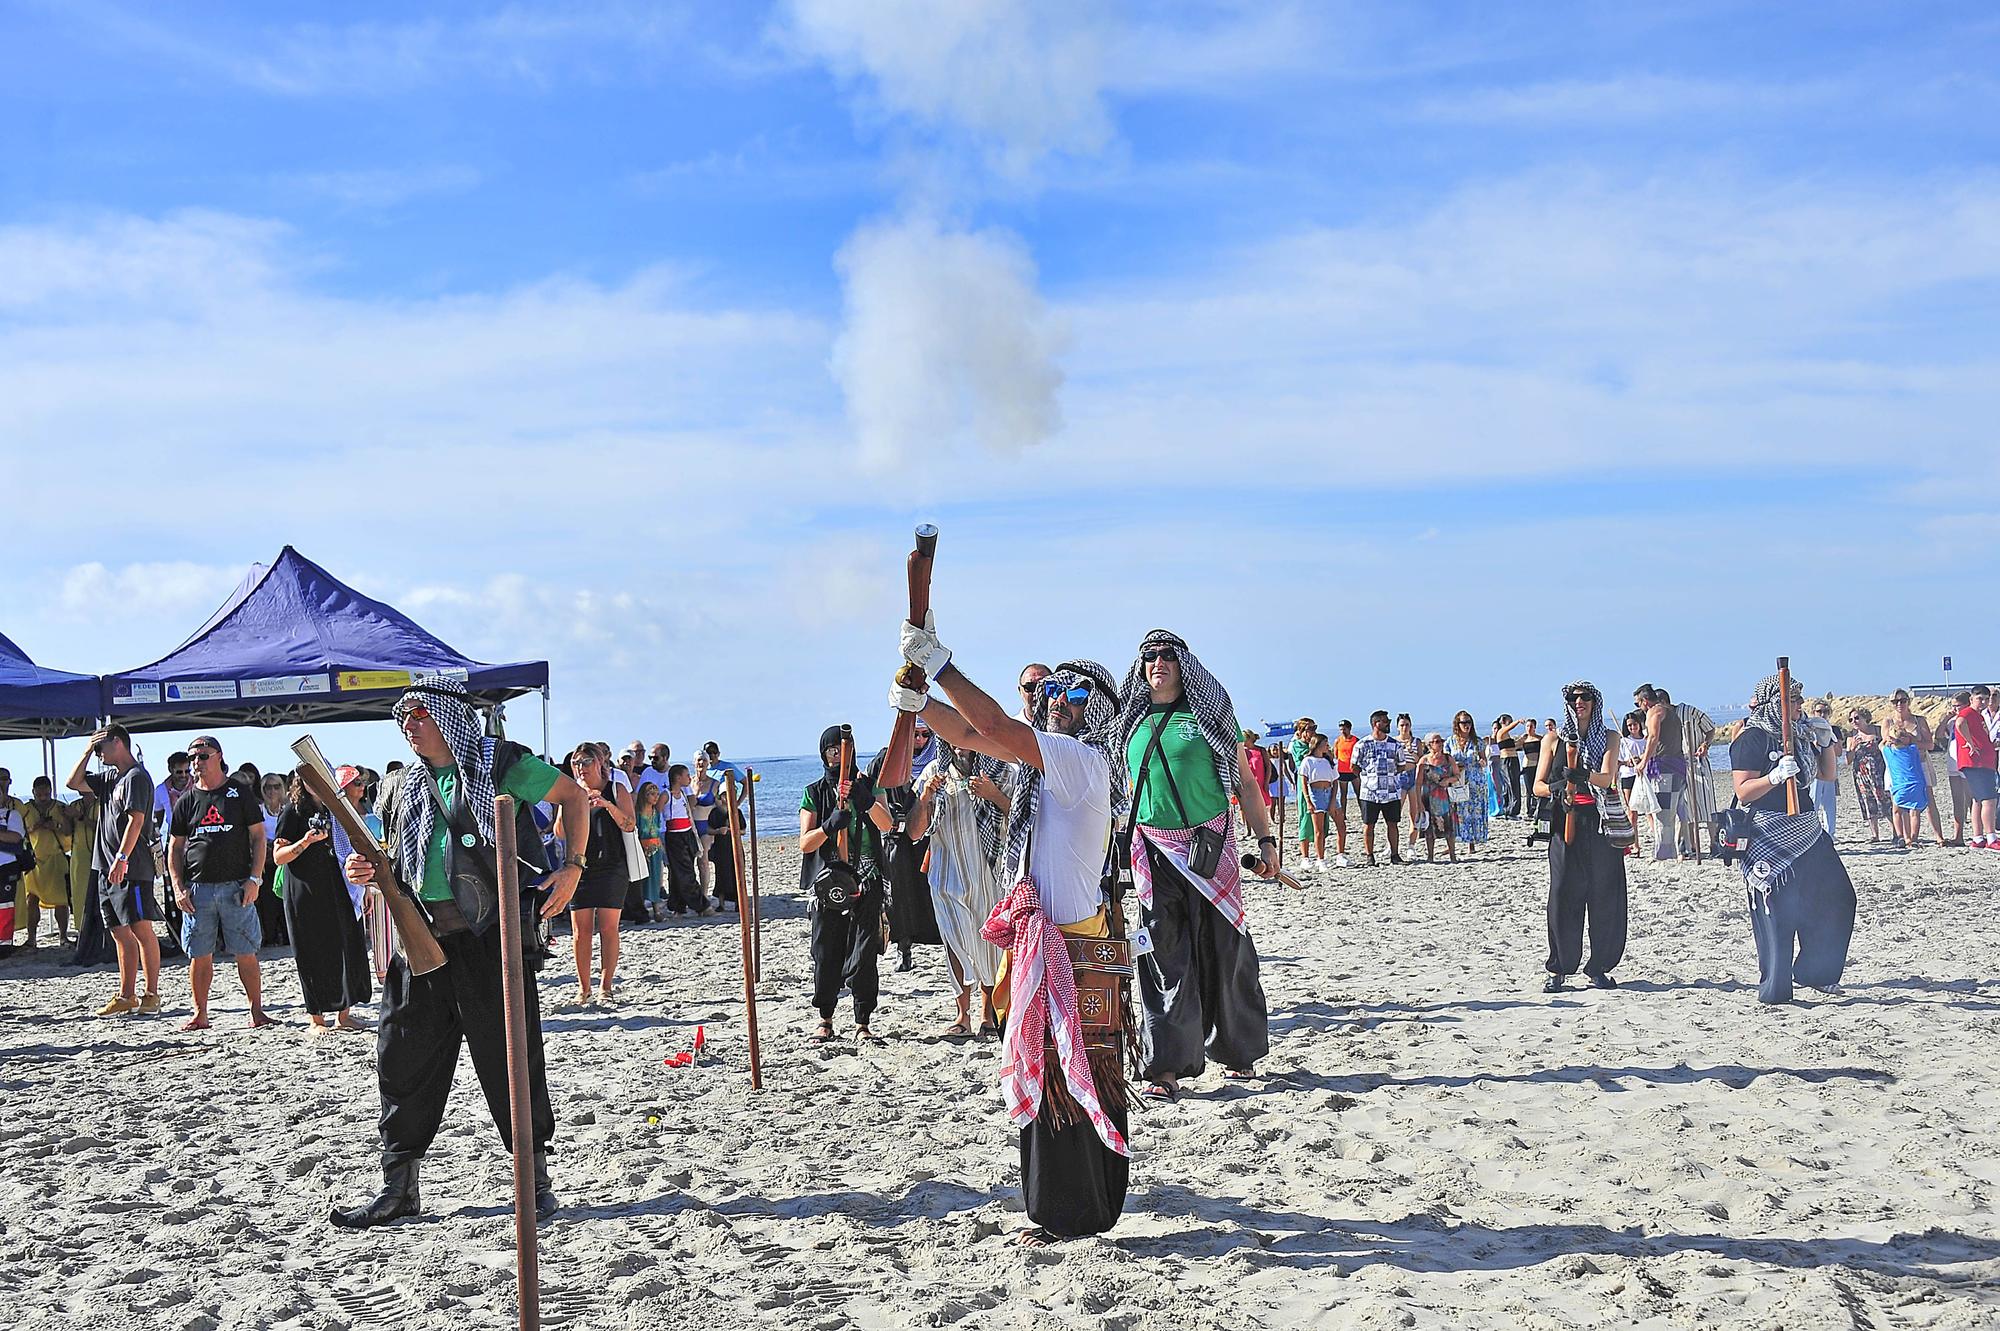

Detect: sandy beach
[6, 775, 1997, 1331]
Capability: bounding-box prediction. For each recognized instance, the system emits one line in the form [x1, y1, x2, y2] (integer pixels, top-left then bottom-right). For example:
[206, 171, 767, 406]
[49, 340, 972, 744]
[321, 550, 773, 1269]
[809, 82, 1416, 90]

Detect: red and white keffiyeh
[1131, 811, 1248, 934]
[981, 877, 1130, 1158]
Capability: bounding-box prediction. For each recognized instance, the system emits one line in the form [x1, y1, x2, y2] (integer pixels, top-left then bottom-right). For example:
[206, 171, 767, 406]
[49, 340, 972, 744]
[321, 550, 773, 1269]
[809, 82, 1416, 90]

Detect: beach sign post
[492, 795, 541, 1331]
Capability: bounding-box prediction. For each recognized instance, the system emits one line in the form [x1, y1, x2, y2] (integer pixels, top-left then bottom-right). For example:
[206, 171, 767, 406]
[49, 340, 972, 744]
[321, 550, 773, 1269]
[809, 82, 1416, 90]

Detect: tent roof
[0, 631, 100, 740]
[100, 546, 547, 732]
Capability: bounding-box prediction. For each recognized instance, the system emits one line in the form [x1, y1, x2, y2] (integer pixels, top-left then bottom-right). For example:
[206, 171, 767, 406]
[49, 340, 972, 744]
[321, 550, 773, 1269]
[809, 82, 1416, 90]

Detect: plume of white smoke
[782, 0, 1111, 179]
[832, 216, 1065, 468]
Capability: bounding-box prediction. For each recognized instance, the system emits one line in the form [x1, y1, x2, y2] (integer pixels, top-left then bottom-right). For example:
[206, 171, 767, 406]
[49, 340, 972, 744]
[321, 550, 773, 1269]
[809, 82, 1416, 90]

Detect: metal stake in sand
[746, 766, 762, 984]
[493, 795, 541, 1331]
[723, 771, 763, 1089]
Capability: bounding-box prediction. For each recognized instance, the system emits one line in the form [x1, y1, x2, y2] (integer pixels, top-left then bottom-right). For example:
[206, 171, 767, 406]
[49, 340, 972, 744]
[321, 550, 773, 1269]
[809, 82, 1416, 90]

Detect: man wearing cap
[334, 675, 589, 1229]
[167, 735, 271, 1032]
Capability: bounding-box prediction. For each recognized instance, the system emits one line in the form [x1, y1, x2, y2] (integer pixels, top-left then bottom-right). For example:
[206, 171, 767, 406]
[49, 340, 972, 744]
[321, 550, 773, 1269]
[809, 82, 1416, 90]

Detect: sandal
[1015, 1226, 1061, 1248]
[1220, 1067, 1256, 1081]
[1142, 1081, 1178, 1102]
[809, 1022, 835, 1044]
[940, 1020, 973, 1040]
[855, 1026, 878, 1042]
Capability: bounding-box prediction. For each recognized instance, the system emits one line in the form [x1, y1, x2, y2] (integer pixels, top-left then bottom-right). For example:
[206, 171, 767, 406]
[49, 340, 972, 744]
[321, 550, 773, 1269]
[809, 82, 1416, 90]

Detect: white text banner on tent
[243, 674, 332, 698]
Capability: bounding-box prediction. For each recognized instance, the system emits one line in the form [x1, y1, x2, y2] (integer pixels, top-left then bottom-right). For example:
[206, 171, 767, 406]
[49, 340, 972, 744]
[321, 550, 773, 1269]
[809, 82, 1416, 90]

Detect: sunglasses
[392, 699, 431, 724]
[187, 748, 217, 761]
[1140, 647, 1177, 664]
[1041, 680, 1094, 706]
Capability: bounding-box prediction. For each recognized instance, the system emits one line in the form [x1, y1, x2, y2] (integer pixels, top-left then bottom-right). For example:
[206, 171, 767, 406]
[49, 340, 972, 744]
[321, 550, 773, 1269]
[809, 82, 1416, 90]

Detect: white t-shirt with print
[1026, 730, 1112, 928]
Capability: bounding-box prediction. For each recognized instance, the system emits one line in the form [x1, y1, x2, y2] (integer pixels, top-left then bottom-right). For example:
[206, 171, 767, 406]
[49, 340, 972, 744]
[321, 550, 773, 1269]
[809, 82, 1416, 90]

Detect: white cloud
[1409, 75, 1843, 125]
[780, 0, 1114, 179]
[62, 0, 692, 96]
[278, 164, 485, 209]
[55, 561, 244, 625]
[831, 215, 1065, 467]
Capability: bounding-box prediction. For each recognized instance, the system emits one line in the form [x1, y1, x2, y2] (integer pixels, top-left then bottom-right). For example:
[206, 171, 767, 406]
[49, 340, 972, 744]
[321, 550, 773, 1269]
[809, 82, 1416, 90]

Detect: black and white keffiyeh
[1005, 659, 1124, 871]
[395, 674, 498, 886]
[1556, 680, 1611, 769]
[1113, 629, 1242, 795]
[1738, 671, 1829, 902]
[932, 738, 1008, 870]
[1749, 671, 1821, 769]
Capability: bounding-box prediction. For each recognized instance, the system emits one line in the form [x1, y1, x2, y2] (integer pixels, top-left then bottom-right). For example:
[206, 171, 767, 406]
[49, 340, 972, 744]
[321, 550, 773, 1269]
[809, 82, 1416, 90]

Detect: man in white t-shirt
[892, 633, 1127, 1249]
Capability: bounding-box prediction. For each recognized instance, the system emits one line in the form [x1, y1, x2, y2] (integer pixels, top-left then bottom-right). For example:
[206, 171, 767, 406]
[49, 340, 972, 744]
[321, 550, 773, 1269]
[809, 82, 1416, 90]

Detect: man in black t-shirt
[167, 736, 269, 1031]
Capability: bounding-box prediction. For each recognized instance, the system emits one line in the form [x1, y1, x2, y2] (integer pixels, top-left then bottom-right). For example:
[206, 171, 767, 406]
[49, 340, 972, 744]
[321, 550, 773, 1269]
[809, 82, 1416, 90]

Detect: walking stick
[1776, 656, 1800, 815]
[880, 524, 940, 789]
[492, 796, 540, 1331]
[746, 767, 762, 984]
[1564, 740, 1579, 844]
[723, 772, 762, 1090]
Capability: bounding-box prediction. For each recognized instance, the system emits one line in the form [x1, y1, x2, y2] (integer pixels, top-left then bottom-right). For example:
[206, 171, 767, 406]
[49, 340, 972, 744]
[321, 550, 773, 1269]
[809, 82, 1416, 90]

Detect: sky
[2, 0, 1997, 783]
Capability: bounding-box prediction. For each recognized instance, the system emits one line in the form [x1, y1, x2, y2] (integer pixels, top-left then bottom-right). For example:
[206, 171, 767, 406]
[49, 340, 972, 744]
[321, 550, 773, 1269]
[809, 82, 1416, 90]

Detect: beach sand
[5, 777, 1997, 1330]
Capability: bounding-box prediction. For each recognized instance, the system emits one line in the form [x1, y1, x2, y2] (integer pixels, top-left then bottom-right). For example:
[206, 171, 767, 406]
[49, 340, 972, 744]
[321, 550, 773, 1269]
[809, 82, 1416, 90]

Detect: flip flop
[1142, 1082, 1177, 1102]
[664, 1051, 692, 1068]
[940, 1021, 973, 1040]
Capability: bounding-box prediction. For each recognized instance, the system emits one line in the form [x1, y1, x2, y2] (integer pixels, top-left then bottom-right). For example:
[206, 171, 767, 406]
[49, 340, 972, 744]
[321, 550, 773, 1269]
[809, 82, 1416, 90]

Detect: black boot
[533, 1153, 557, 1220]
[330, 1156, 420, 1229]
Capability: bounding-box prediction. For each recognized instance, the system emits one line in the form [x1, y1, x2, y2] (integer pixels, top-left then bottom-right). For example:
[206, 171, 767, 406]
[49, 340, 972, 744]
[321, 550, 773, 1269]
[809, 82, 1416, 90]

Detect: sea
[730, 754, 824, 836]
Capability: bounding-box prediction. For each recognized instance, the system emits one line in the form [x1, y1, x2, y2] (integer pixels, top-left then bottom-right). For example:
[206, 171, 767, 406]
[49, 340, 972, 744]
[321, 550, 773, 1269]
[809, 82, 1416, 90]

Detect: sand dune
[5, 780, 1997, 1329]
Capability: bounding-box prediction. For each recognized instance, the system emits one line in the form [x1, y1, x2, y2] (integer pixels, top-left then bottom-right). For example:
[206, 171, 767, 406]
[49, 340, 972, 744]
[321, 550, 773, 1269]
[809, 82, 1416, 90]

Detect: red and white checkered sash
[980, 876, 1131, 1158]
[1131, 811, 1248, 934]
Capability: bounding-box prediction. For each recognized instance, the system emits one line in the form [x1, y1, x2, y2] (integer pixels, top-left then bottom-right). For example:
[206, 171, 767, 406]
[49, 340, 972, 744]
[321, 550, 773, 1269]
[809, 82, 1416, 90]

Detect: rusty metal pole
[746, 767, 762, 983]
[724, 773, 763, 1089]
[493, 796, 540, 1331]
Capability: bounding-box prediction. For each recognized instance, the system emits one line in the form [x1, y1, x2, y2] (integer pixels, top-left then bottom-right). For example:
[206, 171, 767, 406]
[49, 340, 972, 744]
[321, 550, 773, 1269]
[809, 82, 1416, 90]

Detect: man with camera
[166, 735, 270, 1032]
[65, 725, 163, 1016]
[1113, 630, 1277, 1102]
[333, 674, 588, 1229]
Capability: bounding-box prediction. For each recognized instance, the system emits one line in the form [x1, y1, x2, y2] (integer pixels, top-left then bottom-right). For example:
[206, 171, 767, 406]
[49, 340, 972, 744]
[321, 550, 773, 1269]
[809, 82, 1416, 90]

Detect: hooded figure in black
[799, 724, 892, 1041]
[871, 727, 943, 971]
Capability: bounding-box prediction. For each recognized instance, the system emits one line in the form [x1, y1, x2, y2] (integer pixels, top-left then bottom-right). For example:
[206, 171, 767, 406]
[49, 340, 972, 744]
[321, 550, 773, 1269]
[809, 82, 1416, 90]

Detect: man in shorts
[1333, 720, 1360, 816]
[65, 725, 163, 1015]
[167, 735, 270, 1031]
[1353, 710, 1406, 867]
[1954, 688, 1999, 849]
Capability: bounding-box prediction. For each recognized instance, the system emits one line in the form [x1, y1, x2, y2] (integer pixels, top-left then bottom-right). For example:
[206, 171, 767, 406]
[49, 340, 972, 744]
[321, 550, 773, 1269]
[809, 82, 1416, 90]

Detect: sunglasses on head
[1041, 679, 1093, 706]
[1140, 646, 1177, 664]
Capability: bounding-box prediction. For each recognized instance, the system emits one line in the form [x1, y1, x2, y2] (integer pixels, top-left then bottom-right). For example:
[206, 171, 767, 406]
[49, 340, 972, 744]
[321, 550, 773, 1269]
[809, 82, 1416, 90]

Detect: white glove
[889, 680, 928, 714]
[1766, 754, 1801, 786]
[899, 611, 951, 678]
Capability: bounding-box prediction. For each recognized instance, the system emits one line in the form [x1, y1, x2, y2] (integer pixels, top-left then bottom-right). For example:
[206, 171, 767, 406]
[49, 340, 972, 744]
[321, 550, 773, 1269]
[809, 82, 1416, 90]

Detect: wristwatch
[564, 854, 586, 871]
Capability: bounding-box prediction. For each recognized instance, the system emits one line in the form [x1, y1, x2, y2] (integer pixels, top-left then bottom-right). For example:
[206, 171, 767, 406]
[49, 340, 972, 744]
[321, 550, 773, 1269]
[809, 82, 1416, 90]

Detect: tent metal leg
[540, 685, 551, 761]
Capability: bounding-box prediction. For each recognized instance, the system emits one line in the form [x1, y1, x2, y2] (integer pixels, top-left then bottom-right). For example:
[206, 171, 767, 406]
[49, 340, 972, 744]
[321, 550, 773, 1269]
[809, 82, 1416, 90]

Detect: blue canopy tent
[98, 547, 550, 746]
[0, 632, 100, 741]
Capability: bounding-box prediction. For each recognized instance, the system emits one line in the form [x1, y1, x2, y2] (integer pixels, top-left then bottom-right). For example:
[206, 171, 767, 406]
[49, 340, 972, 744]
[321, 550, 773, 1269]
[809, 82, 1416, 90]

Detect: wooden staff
[836, 729, 854, 866]
[723, 772, 762, 1090]
[492, 796, 540, 1331]
[1776, 656, 1799, 815]
[879, 524, 940, 789]
[746, 767, 762, 983]
[1564, 740, 1579, 844]
[291, 735, 446, 976]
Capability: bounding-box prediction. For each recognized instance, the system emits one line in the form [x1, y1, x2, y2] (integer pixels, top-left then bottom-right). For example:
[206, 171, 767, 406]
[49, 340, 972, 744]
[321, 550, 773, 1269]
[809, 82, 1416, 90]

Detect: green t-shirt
[1126, 707, 1230, 830]
[802, 781, 881, 866]
[418, 751, 562, 901]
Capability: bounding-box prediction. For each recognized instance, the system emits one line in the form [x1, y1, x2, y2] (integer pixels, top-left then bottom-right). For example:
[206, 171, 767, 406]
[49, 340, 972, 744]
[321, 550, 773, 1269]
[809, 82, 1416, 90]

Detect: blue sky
[3, 0, 1996, 780]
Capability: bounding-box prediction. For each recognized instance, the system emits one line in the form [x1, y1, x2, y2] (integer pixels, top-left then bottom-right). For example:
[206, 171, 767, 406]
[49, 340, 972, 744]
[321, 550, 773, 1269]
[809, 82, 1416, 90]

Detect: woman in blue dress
[1448, 711, 1489, 850]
